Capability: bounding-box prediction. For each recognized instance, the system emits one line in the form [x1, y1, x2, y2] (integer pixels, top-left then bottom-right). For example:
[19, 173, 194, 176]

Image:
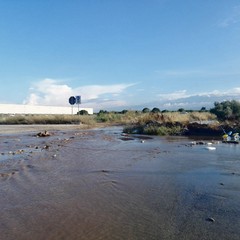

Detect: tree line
[78, 100, 240, 122]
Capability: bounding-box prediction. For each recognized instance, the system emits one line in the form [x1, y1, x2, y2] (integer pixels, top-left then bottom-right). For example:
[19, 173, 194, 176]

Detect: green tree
[151, 107, 161, 113]
[200, 107, 206, 112]
[77, 110, 88, 115]
[161, 109, 169, 113]
[210, 100, 240, 121]
[142, 107, 150, 113]
[178, 108, 185, 113]
[98, 110, 108, 114]
[231, 100, 240, 119]
[121, 109, 128, 114]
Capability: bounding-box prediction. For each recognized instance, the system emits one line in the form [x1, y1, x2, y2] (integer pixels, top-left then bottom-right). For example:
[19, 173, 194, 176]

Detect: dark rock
[36, 131, 51, 137]
[185, 123, 222, 136]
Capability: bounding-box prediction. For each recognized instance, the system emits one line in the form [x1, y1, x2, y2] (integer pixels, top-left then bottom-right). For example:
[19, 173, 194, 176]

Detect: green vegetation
[124, 124, 183, 136]
[122, 111, 217, 135]
[142, 108, 150, 113]
[151, 107, 161, 113]
[0, 110, 215, 126]
[210, 100, 240, 121]
[0, 114, 95, 126]
[1, 100, 240, 136]
[77, 110, 89, 115]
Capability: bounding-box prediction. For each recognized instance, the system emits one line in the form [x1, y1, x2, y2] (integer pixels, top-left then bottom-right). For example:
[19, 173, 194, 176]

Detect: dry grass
[121, 111, 218, 136]
[188, 112, 216, 122]
[0, 111, 217, 129]
[118, 111, 217, 125]
[0, 114, 96, 126]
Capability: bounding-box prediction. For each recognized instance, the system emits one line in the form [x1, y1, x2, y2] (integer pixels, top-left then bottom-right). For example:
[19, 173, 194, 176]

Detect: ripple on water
[0, 129, 240, 240]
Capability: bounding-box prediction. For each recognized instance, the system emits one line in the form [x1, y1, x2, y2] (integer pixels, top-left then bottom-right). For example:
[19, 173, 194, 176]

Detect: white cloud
[157, 90, 189, 100]
[197, 87, 240, 97]
[23, 78, 136, 110]
[23, 79, 72, 106]
[83, 99, 128, 110]
[25, 93, 41, 105]
[23, 78, 240, 111]
[219, 5, 240, 28]
[151, 87, 240, 110]
[156, 88, 240, 102]
[74, 84, 134, 100]
[230, 87, 240, 95]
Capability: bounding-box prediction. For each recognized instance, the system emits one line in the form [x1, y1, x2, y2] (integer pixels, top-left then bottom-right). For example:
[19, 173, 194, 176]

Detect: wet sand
[0, 124, 90, 134]
[0, 125, 240, 240]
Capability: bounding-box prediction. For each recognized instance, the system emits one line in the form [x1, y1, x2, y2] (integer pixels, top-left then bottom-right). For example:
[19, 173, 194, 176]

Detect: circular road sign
[69, 96, 76, 105]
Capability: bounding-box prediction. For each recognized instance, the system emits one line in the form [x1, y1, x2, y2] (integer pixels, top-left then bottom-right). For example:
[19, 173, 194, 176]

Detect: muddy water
[0, 127, 240, 240]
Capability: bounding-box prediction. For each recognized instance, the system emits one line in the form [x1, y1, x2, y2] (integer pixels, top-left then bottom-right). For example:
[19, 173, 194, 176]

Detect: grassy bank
[0, 111, 216, 125]
[0, 111, 221, 135]
[121, 111, 218, 135]
[0, 114, 96, 126]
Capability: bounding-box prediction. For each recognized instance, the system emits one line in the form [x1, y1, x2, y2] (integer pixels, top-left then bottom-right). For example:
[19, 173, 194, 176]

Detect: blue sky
[0, 0, 240, 111]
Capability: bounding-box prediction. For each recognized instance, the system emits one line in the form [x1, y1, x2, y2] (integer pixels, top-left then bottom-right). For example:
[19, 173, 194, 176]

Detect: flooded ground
[0, 126, 240, 240]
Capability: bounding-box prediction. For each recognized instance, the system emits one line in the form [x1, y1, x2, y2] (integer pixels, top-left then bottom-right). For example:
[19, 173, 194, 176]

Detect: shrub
[210, 100, 240, 121]
[98, 110, 108, 114]
[121, 110, 128, 114]
[178, 108, 185, 112]
[161, 109, 169, 113]
[200, 107, 207, 112]
[151, 107, 161, 113]
[77, 110, 88, 115]
[142, 108, 150, 113]
[95, 111, 122, 123]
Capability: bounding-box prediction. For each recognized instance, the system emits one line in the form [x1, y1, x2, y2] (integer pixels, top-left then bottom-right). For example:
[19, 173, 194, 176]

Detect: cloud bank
[146, 88, 240, 110]
[23, 78, 240, 111]
[23, 78, 135, 110]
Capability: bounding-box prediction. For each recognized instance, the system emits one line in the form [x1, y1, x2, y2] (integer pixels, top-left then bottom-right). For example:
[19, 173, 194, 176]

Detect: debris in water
[36, 131, 51, 137]
[206, 217, 215, 222]
[204, 146, 216, 150]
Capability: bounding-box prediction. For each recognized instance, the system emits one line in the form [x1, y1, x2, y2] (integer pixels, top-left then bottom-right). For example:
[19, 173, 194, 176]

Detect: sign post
[76, 96, 81, 113]
[69, 96, 76, 115]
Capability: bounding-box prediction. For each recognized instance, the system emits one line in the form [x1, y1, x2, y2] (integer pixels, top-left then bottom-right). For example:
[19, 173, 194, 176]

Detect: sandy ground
[0, 126, 240, 240]
[0, 124, 90, 134]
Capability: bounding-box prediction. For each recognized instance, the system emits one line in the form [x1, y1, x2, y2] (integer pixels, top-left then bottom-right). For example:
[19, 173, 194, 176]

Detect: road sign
[76, 96, 81, 104]
[69, 96, 76, 105]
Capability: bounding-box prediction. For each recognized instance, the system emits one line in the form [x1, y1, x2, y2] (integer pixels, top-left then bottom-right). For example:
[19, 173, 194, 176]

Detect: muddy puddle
[0, 126, 239, 240]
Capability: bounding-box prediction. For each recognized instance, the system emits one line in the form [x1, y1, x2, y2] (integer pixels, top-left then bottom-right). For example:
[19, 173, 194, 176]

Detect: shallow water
[0, 127, 240, 240]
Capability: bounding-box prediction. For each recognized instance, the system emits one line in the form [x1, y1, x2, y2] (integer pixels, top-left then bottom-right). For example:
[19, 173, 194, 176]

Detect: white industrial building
[0, 104, 93, 115]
